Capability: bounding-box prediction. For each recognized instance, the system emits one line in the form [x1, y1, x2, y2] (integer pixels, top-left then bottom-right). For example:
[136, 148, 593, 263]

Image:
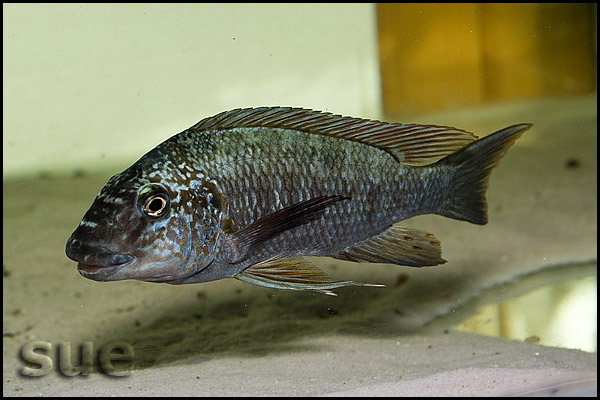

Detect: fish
[65, 107, 531, 295]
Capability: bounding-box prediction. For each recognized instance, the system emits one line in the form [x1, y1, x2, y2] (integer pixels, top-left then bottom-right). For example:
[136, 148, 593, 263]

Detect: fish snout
[66, 234, 134, 280]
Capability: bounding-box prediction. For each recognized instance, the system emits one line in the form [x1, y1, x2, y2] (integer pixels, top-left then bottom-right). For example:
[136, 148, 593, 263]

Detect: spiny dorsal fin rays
[190, 107, 479, 165]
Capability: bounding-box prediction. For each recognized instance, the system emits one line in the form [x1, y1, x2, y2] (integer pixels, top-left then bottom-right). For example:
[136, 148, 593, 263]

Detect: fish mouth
[76, 258, 133, 280]
[66, 237, 134, 281]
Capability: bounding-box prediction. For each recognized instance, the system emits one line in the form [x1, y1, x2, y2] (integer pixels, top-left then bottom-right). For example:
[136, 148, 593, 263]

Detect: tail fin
[438, 123, 532, 225]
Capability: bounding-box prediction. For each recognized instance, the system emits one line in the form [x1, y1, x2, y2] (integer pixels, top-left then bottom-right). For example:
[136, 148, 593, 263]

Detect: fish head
[65, 160, 224, 283]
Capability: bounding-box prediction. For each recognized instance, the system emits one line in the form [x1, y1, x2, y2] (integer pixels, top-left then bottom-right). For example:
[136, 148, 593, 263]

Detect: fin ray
[227, 195, 348, 263]
[438, 123, 532, 225]
[334, 225, 446, 267]
[236, 256, 384, 296]
[191, 107, 479, 165]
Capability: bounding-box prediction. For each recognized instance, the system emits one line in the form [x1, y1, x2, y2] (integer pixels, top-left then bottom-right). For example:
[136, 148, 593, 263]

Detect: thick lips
[66, 236, 134, 281]
[76, 254, 134, 280]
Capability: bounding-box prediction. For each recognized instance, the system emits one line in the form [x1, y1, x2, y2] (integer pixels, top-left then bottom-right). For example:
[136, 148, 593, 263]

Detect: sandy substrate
[3, 96, 597, 396]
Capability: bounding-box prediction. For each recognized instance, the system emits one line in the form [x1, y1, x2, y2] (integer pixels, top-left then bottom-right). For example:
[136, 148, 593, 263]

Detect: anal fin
[333, 224, 445, 267]
[235, 256, 383, 296]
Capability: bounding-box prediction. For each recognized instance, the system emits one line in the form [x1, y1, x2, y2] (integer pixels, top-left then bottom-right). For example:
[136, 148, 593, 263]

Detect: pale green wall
[3, 3, 381, 177]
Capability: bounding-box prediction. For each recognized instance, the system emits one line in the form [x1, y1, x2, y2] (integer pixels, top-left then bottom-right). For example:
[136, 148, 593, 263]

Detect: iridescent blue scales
[66, 107, 531, 295]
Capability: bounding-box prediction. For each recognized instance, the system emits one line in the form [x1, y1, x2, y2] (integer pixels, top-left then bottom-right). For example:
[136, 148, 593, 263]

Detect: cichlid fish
[65, 107, 531, 295]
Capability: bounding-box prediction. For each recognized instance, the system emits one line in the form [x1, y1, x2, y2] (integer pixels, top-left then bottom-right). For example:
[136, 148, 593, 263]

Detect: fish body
[66, 107, 531, 295]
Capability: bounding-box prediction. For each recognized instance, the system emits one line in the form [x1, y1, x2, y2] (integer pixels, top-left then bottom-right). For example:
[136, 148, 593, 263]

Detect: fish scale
[206, 129, 397, 255]
[66, 107, 531, 295]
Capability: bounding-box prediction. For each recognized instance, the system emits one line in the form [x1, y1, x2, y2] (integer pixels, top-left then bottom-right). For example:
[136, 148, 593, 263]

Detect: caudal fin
[438, 123, 532, 225]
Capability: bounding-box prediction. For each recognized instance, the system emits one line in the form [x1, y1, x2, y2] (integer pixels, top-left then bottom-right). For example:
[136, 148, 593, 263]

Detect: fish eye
[144, 194, 169, 217]
[139, 186, 170, 219]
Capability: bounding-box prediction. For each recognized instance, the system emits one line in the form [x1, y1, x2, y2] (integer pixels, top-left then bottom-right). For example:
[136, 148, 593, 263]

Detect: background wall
[377, 3, 597, 115]
[3, 4, 381, 177]
[4, 3, 597, 176]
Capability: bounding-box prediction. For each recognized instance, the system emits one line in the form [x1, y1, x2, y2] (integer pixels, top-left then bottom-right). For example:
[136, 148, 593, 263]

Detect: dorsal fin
[190, 107, 479, 165]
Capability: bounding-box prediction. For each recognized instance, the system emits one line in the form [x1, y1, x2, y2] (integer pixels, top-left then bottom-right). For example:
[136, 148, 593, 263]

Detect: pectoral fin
[235, 256, 383, 296]
[228, 195, 348, 263]
[334, 224, 446, 267]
